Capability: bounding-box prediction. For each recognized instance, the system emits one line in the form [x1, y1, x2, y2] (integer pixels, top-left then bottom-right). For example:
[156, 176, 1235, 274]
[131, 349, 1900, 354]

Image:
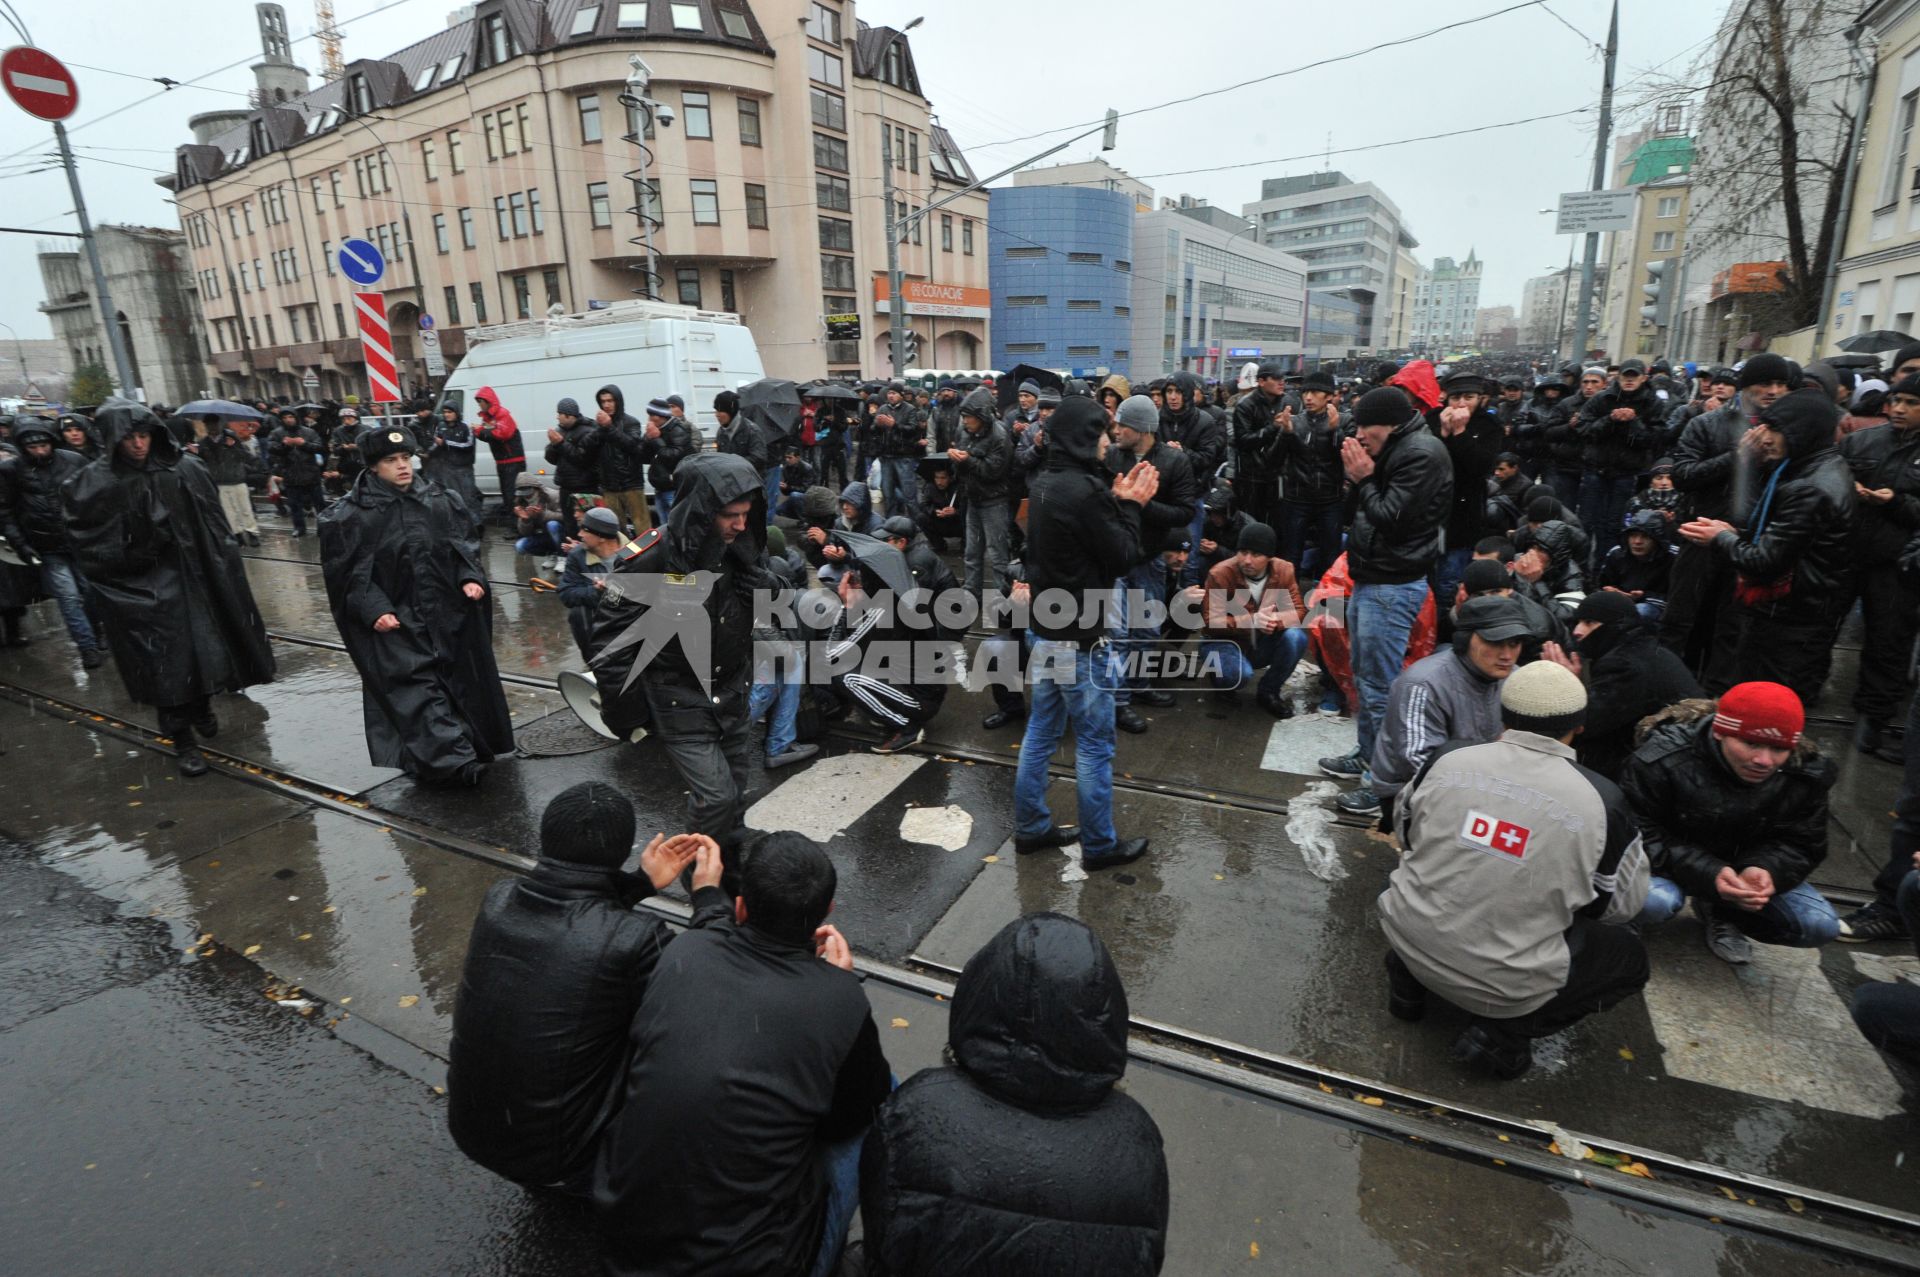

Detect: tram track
[1, 667, 1916, 1269]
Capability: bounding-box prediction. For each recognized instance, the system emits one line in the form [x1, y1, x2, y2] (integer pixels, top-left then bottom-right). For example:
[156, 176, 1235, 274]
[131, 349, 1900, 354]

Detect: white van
[435, 300, 766, 496]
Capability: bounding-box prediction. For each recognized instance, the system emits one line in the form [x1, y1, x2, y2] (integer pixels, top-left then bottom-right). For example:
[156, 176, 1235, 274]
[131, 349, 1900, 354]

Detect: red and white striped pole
[354, 291, 401, 408]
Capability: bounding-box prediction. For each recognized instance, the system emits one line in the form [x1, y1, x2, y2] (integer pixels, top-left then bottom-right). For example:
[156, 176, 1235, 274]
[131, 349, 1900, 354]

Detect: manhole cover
[514, 714, 618, 758]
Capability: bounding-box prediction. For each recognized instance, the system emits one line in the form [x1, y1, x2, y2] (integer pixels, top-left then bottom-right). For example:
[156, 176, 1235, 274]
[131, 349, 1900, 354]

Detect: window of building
[810, 88, 845, 131]
[432, 213, 449, 253]
[1114, 306, 1130, 317]
[1113, 258, 1129, 272]
[807, 47, 843, 88]
[682, 90, 712, 140]
[816, 174, 850, 211]
[447, 129, 464, 172]
[941, 214, 953, 251]
[677, 266, 703, 307]
[616, 1, 646, 27]
[530, 188, 543, 234]
[348, 74, 373, 114]
[720, 269, 737, 312]
[588, 181, 611, 227]
[1655, 195, 1680, 218]
[422, 138, 438, 181]
[818, 216, 852, 250]
[1004, 246, 1046, 259]
[882, 40, 907, 89]
[745, 182, 769, 228]
[1005, 342, 1045, 354]
[495, 197, 511, 240]
[309, 177, 324, 212]
[1884, 91, 1919, 208]
[1066, 345, 1100, 358]
[459, 207, 476, 248]
[579, 94, 602, 143]
[570, 4, 600, 35]
[738, 97, 761, 146]
[483, 114, 499, 160]
[690, 179, 720, 225]
[1068, 252, 1102, 263]
[320, 240, 334, 276]
[908, 132, 918, 174]
[963, 219, 974, 255]
[510, 191, 531, 237]
[718, 6, 750, 38]
[634, 178, 662, 223]
[625, 100, 656, 140]
[443, 284, 461, 325]
[821, 254, 855, 290]
[670, 3, 702, 30]
[511, 272, 532, 319]
[1112, 349, 1129, 361]
[287, 308, 302, 343]
[908, 210, 921, 245]
[242, 202, 254, 233]
[805, 2, 840, 43]
[544, 268, 562, 309]
[471, 280, 489, 324]
[1066, 299, 1100, 311]
[414, 62, 439, 92]
[813, 132, 848, 172]
[1652, 230, 1676, 252]
[265, 314, 276, 346]
[441, 53, 465, 81]
[1006, 296, 1046, 306]
[479, 13, 515, 67]
[893, 126, 906, 170]
[249, 316, 260, 347]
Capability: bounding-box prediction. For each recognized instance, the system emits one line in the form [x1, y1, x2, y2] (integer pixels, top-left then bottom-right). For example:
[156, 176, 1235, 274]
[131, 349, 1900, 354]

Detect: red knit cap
[1712, 682, 1804, 747]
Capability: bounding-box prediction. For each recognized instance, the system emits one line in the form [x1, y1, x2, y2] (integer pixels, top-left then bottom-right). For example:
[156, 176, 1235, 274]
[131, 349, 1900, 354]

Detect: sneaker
[80, 647, 105, 670]
[1083, 837, 1148, 871]
[1335, 787, 1382, 817]
[1014, 824, 1080, 855]
[1385, 951, 1427, 1023]
[1838, 902, 1911, 944]
[1450, 1023, 1533, 1080]
[766, 743, 819, 770]
[1319, 751, 1366, 779]
[1693, 897, 1751, 965]
[176, 746, 210, 779]
[872, 725, 923, 754]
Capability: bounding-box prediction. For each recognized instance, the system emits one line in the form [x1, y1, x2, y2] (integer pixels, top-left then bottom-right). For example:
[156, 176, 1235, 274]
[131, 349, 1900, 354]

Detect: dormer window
[250, 120, 270, 153]
[477, 13, 519, 68]
[348, 73, 374, 114]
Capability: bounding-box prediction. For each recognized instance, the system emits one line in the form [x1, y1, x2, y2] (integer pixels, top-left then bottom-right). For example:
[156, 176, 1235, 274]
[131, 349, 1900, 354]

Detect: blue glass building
[987, 186, 1135, 377]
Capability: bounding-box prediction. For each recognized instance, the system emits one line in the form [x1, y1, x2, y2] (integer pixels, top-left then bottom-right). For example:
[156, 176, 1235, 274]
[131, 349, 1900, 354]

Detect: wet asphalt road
[0, 514, 1916, 1273]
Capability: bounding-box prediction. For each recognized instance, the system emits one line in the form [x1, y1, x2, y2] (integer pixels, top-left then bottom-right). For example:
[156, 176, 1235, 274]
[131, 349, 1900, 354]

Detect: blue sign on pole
[1226, 347, 1263, 358]
[419, 313, 435, 331]
[337, 238, 385, 286]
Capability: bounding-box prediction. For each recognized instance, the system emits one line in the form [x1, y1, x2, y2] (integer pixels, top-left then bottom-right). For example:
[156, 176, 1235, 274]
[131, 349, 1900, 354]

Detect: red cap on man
[1711, 682, 1804, 748]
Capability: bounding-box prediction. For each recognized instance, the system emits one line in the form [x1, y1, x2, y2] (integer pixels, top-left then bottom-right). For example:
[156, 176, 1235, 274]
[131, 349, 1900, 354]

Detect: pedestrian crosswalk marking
[744, 752, 926, 844]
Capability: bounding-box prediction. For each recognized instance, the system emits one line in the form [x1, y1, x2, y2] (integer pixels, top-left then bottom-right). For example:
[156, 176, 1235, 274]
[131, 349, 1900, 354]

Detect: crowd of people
[2, 339, 1918, 1270]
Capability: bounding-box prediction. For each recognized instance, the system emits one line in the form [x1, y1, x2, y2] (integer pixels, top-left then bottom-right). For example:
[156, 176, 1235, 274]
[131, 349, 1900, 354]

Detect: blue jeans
[38, 553, 97, 651]
[283, 482, 326, 535]
[1203, 628, 1309, 698]
[515, 520, 563, 555]
[1015, 640, 1118, 857]
[1348, 578, 1429, 767]
[1636, 876, 1841, 946]
[808, 1127, 866, 1277]
[1432, 546, 1472, 617]
[656, 486, 676, 518]
[748, 676, 800, 758]
[1107, 558, 1166, 707]
[1578, 472, 1636, 567]
[1181, 499, 1208, 587]
[1635, 599, 1665, 624]
[1278, 499, 1343, 583]
[763, 465, 783, 524]
[881, 457, 918, 518]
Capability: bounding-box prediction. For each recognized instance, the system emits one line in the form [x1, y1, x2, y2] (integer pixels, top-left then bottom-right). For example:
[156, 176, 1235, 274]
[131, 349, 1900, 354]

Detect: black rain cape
[61, 398, 275, 705]
[318, 463, 514, 781]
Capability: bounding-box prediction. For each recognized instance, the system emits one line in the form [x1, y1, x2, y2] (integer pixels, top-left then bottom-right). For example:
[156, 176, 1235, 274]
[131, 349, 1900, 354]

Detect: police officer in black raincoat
[588, 451, 768, 836]
[61, 399, 276, 776]
[319, 425, 515, 787]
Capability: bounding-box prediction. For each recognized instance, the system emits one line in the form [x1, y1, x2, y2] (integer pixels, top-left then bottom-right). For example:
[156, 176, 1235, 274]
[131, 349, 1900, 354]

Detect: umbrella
[1824, 353, 1883, 369]
[995, 363, 1064, 414]
[828, 529, 915, 597]
[916, 455, 957, 483]
[805, 383, 861, 402]
[1837, 329, 1915, 353]
[176, 399, 266, 420]
[738, 377, 803, 447]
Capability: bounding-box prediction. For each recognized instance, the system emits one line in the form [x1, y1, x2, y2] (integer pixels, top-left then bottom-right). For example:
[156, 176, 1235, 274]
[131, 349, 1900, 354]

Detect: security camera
[653, 104, 674, 128]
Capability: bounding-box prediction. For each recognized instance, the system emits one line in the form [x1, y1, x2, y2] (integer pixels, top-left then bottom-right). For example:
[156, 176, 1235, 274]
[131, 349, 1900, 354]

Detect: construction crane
[314, 0, 344, 80]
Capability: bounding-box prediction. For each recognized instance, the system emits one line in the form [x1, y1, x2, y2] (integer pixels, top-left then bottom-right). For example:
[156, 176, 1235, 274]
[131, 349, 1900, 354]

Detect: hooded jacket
[1511, 389, 1566, 466]
[1116, 433, 1197, 565]
[62, 400, 276, 704]
[56, 414, 102, 461]
[1707, 388, 1855, 616]
[474, 386, 525, 465]
[1839, 421, 1920, 565]
[646, 411, 697, 494]
[1346, 413, 1452, 585]
[1576, 380, 1664, 474]
[0, 418, 88, 554]
[951, 389, 1012, 505]
[858, 913, 1169, 1277]
[1231, 383, 1287, 482]
[1026, 397, 1146, 648]
[545, 415, 604, 492]
[593, 384, 653, 492]
[447, 860, 730, 1190]
[1619, 700, 1836, 896]
[836, 480, 883, 536]
[1572, 614, 1702, 779]
[1159, 371, 1227, 485]
[588, 453, 767, 737]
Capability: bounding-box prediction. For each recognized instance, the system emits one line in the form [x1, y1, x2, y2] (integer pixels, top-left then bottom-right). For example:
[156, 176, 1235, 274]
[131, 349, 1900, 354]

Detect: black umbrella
[1837, 329, 1915, 353]
[805, 383, 861, 402]
[916, 455, 956, 483]
[1824, 353, 1883, 369]
[176, 398, 266, 420]
[995, 363, 1065, 414]
[828, 529, 914, 597]
[738, 377, 803, 447]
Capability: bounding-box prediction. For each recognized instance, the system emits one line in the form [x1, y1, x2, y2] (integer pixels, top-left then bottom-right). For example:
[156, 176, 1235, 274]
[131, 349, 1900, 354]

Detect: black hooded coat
[588, 453, 768, 738]
[1708, 388, 1855, 619]
[61, 400, 276, 705]
[858, 913, 1170, 1277]
[318, 456, 514, 781]
[1026, 398, 1145, 648]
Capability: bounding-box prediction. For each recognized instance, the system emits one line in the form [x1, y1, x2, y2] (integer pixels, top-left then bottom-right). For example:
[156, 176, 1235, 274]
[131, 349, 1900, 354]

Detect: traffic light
[1640, 260, 1671, 329]
[901, 330, 920, 367]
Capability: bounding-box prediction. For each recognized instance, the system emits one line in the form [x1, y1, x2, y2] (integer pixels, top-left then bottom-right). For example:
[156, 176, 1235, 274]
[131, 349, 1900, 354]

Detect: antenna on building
[315, 0, 345, 80]
[1323, 131, 1332, 169]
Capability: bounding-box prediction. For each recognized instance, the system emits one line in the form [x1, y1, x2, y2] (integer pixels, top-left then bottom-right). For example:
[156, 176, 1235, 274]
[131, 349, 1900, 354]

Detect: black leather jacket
[544, 420, 603, 492]
[1266, 407, 1344, 505]
[1231, 387, 1286, 480]
[1840, 423, 1920, 565]
[1346, 418, 1452, 585]
[1576, 383, 1664, 475]
[953, 417, 1013, 505]
[1670, 401, 1752, 522]
[1711, 431, 1856, 617]
[0, 444, 88, 554]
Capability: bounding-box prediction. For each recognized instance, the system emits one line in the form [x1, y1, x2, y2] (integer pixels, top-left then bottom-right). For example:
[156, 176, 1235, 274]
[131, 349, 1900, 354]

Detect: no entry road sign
[2, 46, 78, 121]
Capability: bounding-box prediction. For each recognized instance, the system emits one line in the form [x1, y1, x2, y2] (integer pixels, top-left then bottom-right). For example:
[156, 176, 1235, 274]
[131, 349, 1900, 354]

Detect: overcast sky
[0, 0, 1724, 349]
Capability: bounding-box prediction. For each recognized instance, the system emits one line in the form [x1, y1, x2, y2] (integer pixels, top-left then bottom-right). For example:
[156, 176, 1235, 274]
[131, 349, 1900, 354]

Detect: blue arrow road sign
[338, 238, 385, 286]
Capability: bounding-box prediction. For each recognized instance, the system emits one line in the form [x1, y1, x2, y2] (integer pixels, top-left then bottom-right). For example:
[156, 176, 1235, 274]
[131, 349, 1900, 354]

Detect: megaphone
[558, 669, 621, 741]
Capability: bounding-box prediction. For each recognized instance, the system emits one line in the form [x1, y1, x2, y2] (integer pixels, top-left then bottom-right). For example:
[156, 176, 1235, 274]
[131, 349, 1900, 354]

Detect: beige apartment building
[163, 0, 989, 401]
[1595, 123, 1693, 362]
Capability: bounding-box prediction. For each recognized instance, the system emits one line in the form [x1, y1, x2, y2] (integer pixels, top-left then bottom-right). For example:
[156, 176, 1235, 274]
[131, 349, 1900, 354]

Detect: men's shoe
[872, 725, 924, 754]
[288, 530, 304, 539]
[194, 712, 220, 739]
[1385, 951, 1427, 1023]
[80, 647, 106, 670]
[457, 760, 490, 788]
[1256, 690, 1295, 720]
[176, 746, 210, 779]
[1015, 824, 1080, 855]
[1335, 787, 1382, 818]
[981, 706, 1025, 730]
[1449, 1023, 1533, 1080]
[1838, 901, 1911, 944]
[1083, 837, 1148, 871]
[1115, 706, 1149, 735]
[1319, 751, 1366, 779]
[766, 743, 820, 770]
[1136, 689, 1176, 708]
[1693, 897, 1752, 965]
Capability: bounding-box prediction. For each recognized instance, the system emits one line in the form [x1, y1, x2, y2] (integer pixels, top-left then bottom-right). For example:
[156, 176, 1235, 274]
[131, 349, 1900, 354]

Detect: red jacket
[475, 386, 525, 464]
